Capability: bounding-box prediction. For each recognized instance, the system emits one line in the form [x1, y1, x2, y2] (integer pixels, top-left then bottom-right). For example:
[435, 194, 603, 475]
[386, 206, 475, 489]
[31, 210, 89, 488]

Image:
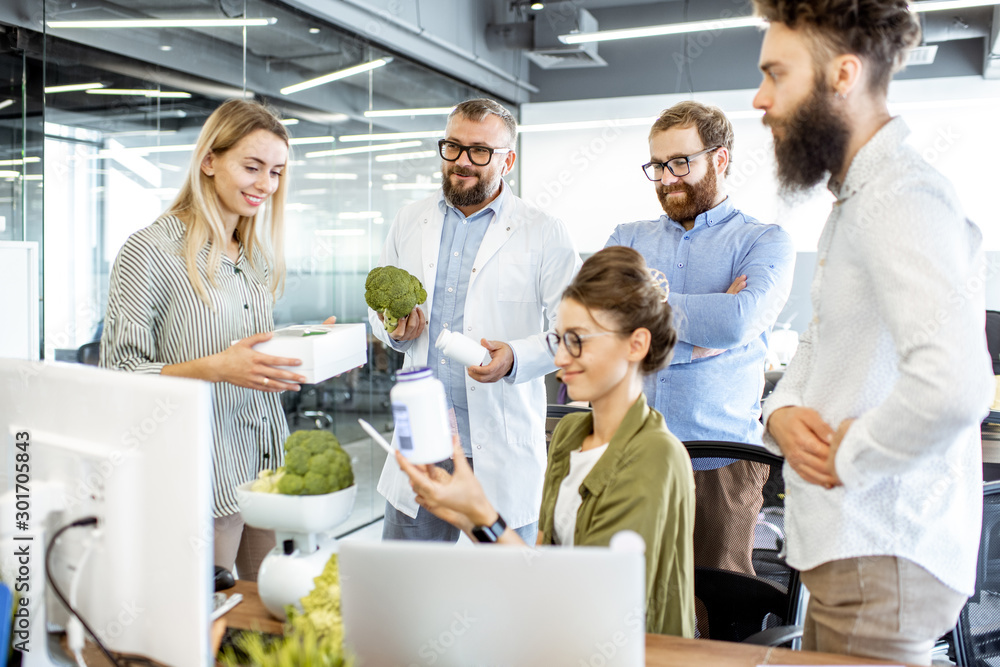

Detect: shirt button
[683, 236, 690, 240]
[660, 378, 665, 383]
[447, 287, 454, 293]
[477, 444, 482, 450]
[443, 323, 449, 328]
[244, 304, 249, 309]
[470, 386, 475, 391]
[429, 263, 434, 268]
[263, 452, 269, 459]
[454, 251, 459, 256]
[678, 263, 684, 268]
[440, 359, 447, 364]
[467, 326, 473, 331]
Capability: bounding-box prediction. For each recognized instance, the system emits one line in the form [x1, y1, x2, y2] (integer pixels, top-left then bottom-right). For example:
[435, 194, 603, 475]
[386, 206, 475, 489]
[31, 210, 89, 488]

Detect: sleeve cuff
[833, 421, 869, 488]
[503, 344, 519, 384]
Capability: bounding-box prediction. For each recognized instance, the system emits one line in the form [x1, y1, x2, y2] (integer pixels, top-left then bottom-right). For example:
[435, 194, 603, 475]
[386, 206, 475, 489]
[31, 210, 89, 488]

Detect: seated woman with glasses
[395, 245, 695, 637]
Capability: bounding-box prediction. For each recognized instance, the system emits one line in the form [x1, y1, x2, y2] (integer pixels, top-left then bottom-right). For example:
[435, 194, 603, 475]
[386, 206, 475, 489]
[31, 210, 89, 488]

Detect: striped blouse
[100, 215, 288, 517]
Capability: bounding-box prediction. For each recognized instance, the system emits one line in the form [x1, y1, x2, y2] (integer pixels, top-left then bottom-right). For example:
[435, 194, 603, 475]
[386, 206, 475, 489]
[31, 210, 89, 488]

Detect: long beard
[656, 164, 719, 222]
[765, 83, 850, 199]
[442, 165, 498, 208]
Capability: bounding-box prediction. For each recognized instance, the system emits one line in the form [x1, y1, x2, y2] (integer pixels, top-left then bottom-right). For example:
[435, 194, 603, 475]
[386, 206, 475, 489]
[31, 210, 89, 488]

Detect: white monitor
[0, 359, 213, 666]
[339, 539, 646, 667]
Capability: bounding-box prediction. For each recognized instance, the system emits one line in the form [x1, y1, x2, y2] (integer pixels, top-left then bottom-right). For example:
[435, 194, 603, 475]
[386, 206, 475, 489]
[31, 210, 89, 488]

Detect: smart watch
[472, 514, 507, 544]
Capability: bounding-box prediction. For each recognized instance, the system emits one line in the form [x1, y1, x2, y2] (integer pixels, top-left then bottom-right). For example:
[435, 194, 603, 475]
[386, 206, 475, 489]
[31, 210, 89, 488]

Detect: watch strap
[472, 514, 507, 543]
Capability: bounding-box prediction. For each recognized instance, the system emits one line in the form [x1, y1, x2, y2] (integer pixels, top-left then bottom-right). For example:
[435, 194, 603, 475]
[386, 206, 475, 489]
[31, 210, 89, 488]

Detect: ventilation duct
[488, 5, 606, 70]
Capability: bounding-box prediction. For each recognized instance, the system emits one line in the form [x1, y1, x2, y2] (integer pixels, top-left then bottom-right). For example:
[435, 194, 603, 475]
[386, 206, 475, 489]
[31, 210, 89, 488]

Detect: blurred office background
[1, 0, 998, 534]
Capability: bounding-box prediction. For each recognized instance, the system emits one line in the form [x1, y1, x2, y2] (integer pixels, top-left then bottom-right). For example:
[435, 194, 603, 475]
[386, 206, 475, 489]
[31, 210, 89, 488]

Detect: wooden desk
[226, 581, 919, 667]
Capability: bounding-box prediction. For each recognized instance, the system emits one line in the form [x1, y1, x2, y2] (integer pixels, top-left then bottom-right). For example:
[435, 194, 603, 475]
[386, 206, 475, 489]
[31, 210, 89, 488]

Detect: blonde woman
[101, 99, 334, 580]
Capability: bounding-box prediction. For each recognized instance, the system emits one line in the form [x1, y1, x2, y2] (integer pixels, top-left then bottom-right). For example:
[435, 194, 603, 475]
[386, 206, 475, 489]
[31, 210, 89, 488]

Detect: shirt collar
[580, 395, 653, 497]
[662, 195, 734, 231]
[829, 116, 910, 201]
[438, 178, 508, 222]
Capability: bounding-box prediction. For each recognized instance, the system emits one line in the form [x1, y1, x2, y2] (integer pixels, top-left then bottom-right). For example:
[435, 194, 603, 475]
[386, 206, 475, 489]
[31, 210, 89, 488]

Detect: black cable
[45, 517, 123, 667]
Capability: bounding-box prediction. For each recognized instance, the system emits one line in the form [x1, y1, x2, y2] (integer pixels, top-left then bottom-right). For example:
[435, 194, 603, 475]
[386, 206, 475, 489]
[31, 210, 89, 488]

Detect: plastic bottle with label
[435, 329, 491, 367]
[389, 367, 452, 463]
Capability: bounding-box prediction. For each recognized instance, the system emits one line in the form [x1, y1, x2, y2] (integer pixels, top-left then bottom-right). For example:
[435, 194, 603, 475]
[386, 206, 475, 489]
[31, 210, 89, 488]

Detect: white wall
[519, 76, 1000, 320]
[520, 76, 1000, 254]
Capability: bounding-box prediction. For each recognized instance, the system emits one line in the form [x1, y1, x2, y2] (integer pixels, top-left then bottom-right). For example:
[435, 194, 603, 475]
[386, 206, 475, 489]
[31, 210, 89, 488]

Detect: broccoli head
[364, 265, 427, 333]
[327, 448, 354, 493]
[273, 430, 353, 495]
[285, 429, 340, 455]
[284, 448, 311, 476]
[277, 473, 305, 495]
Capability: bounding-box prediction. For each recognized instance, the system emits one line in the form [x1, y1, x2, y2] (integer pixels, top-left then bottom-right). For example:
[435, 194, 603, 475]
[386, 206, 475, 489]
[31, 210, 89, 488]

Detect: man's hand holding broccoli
[365, 266, 428, 341]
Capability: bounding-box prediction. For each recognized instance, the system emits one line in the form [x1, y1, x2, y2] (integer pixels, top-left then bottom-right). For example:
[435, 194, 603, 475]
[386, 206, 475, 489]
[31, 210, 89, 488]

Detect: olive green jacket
[537, 395, 695, 638]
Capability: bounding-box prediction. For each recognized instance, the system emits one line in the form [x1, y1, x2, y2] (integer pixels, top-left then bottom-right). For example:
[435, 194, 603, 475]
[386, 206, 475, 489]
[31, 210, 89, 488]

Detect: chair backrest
[953, 480, 1000, 666]
[77, 340, 101, 366]
[987, 310, 999, 375]
[683, 441, 801, 643]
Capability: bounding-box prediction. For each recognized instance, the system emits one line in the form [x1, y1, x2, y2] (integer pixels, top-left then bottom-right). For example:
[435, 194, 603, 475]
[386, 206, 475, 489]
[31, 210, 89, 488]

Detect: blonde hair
[165, 98, 289, 306]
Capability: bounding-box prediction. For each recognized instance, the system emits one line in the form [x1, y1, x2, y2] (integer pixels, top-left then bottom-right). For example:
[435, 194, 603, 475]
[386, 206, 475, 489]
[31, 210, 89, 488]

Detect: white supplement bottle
[435, 329, 491, 367]
[389, 367, 452, 463]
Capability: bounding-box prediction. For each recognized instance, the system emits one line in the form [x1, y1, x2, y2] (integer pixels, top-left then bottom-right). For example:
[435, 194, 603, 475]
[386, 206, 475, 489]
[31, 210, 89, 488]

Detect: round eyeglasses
[438, 139, 512, 166]
[642, 146, 720, 181]
[546, 330, 620, 358]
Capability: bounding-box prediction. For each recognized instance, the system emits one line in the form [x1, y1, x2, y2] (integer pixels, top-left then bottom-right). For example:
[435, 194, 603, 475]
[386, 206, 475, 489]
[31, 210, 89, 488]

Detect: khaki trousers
[214, 511, 276, 583]
[692, 459, 771, 574]
[801, 556, 967, 666]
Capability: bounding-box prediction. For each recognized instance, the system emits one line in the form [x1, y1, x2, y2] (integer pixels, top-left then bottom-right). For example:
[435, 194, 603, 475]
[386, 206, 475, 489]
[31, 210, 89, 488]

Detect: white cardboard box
[253, 323, 367, 385]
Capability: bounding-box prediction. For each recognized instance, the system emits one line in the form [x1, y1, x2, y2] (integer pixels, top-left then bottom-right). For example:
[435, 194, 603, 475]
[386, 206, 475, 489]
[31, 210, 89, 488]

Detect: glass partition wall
[5, 0, 513, 533]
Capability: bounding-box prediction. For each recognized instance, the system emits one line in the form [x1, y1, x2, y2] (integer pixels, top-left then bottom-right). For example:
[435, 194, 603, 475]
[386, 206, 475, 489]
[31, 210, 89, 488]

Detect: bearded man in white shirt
[751, 1, 995, 663]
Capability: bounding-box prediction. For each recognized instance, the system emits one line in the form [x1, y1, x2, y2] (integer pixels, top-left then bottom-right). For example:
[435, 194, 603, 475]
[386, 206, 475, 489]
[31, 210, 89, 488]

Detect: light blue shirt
[429, 186, 508, 457]
[607, 197, 795, 459]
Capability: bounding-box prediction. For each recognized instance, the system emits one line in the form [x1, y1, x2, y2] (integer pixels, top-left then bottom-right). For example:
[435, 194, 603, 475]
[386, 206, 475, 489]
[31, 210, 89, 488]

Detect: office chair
[986, 310, 999, 376]
[684, 441, 803, 646]
[762, 369, 784, 402]
[952, 481, 1000, 666]
[76, 341, 101, 366]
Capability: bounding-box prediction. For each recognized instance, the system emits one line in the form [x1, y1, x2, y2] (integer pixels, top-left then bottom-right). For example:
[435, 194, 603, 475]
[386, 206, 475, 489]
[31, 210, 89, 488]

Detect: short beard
[656, 162, 719, 222]
[765, 81, 850, 200]
[442, 165, 499, 209]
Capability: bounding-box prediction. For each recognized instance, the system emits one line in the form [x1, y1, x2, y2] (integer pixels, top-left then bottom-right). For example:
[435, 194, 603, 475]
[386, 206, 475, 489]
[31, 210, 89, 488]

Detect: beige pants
[214, 511, 276, 583]
[801, 556, 968, 666]
[692, 459, 771, 574]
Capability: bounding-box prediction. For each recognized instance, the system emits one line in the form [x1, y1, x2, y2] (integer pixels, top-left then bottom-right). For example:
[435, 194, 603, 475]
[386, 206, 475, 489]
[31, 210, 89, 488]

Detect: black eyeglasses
[438, 140, 512, 166]
[642, 146, 721, 181]
[546, 330, 619, 358]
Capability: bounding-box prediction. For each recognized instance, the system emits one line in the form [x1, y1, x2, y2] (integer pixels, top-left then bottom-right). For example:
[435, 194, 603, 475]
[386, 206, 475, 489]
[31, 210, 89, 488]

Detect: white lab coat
[370, 189, 582, 528]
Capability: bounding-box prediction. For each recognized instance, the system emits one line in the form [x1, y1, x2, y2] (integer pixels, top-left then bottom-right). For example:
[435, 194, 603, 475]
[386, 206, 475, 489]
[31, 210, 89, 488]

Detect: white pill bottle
[389, 367, 452, 463]
[435, 329, 491, 367]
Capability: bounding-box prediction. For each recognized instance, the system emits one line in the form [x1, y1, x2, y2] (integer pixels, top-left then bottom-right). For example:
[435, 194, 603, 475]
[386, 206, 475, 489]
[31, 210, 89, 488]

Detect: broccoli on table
[364, 265, 427, 333]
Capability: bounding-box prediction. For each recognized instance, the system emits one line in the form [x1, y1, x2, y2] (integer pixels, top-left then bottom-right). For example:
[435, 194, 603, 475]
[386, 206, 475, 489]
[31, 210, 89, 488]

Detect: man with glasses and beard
[606, 102, 795, 579]
[752, 1, 994, 663]
[370, 98, 581, 545]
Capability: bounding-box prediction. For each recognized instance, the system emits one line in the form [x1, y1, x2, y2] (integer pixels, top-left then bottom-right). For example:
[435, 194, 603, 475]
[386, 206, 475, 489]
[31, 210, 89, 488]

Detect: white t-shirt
[553, 443, 609, 547]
